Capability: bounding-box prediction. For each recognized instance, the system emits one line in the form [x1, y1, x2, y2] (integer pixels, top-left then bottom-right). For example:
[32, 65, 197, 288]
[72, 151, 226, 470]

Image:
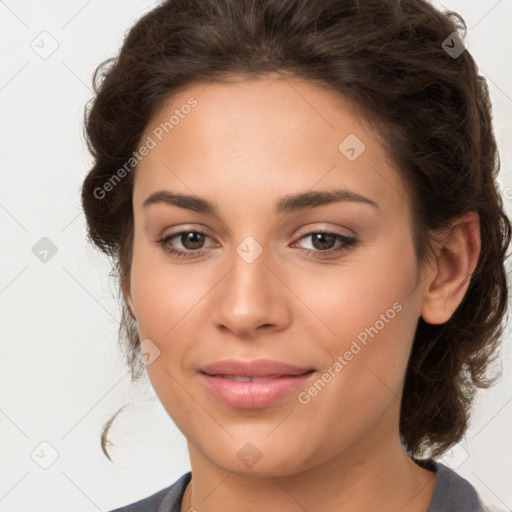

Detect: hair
[81, 0, 511, 462]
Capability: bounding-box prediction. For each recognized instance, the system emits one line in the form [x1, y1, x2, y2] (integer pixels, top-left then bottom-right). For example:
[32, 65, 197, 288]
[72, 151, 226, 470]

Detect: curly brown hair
[81, 0, 511, 461]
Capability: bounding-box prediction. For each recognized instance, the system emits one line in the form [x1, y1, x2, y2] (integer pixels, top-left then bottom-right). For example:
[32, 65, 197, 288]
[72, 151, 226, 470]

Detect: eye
[155, 229, 358, 259]
[156, 229, 216, 259]
[291, 231, 358, 258]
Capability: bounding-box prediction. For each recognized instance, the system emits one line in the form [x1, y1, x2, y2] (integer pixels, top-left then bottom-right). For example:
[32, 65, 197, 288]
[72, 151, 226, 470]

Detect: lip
[199, 358, 315, 408]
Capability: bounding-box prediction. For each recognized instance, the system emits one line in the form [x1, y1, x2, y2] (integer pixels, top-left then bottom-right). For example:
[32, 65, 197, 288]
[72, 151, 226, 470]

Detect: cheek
[298, 234, 420, 406]
[129, 235, 210, 340]
[128, 257, 205, 429]
[300, 233, 418, 350]
[131, 274, 196, 339]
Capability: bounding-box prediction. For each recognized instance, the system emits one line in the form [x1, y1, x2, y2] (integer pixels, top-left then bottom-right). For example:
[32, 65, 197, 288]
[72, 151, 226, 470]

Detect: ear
[121, 276, 136, 320]
[420, 211, 481, 325]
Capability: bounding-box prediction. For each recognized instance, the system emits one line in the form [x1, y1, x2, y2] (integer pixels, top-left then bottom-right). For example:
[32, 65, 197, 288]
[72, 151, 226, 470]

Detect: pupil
[312, 233, 334, 250]
[183, 232, 204, 249]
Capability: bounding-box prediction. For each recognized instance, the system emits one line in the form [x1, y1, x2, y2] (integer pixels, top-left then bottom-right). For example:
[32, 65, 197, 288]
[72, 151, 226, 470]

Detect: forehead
[132, 77, 409, 219]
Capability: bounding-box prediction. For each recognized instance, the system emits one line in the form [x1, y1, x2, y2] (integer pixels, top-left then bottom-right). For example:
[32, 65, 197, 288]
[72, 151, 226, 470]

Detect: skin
[123, 74, 480, 512]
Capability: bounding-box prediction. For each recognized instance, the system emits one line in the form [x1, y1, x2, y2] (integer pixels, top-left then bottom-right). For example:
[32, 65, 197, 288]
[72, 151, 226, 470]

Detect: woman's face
[126, 76, 429, 476]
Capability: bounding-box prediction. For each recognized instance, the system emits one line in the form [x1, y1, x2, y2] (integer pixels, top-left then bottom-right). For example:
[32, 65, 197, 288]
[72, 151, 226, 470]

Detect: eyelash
[155, 229, 358, 259]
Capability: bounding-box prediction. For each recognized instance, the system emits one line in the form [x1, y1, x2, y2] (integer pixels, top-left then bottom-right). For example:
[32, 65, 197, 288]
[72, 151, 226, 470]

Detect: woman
[81, 0, 510, 510]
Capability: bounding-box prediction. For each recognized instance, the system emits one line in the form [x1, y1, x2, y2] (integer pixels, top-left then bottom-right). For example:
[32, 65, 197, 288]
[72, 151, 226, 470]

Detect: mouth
[206, 375, 307, 382]
[198, 359, 315, 408]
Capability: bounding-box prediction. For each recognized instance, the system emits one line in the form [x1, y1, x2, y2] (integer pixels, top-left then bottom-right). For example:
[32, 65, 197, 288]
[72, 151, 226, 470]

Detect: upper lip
[200, 359, 314, 378]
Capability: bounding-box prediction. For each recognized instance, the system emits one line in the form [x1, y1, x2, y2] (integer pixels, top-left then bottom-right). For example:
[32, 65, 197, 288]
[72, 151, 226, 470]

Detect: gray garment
[108, 462, 486, 512]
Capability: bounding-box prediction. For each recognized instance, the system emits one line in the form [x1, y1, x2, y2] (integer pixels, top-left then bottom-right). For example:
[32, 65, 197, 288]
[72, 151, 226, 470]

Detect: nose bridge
[212, 233, 286, 335]
[227, 234, 271, 308]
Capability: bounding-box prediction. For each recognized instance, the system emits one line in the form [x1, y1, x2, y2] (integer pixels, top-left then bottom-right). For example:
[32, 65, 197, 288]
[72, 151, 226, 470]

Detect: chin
[198, 436, 316, 478]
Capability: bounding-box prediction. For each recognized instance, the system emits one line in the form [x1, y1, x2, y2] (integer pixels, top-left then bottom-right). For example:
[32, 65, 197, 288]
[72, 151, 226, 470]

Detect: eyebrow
[142, 188, 379, 214]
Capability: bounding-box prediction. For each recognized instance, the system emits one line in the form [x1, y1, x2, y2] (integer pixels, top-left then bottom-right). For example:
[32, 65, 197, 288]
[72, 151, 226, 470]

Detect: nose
[210, 240, 291, 339]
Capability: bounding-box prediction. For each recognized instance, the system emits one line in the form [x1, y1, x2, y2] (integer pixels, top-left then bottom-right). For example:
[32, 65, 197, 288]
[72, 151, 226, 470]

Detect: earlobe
[420, 211, 481, 325]
[126, 295, 135, 316]
[121, 278, 136, 320]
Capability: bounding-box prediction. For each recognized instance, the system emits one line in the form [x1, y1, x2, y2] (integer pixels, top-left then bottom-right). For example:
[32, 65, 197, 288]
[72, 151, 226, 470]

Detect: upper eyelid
[295, 225, 356, 239]
[161, 222, 355, 238]
[162, 228, 215, 241]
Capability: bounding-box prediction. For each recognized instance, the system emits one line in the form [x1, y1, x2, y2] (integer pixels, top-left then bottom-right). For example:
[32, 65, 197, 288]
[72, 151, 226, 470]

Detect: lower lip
[199, 372, 315, 409]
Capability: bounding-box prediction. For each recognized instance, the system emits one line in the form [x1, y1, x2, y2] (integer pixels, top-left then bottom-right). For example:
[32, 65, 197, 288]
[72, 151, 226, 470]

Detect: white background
[0, 1, 511, 510]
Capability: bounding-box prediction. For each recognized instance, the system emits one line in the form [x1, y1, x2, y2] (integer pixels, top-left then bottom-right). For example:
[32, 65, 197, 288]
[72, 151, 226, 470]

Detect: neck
[181, 440, 436, 512]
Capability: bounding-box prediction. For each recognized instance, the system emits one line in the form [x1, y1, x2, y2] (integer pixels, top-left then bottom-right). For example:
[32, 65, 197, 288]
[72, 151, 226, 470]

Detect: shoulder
[428, 462, 487, 512]
[107, 472, 191, 512]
